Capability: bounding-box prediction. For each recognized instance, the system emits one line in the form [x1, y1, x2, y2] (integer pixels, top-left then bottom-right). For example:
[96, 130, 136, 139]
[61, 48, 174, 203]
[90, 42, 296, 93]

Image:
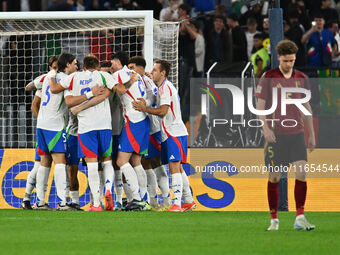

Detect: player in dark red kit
[255, 40, 316, 231]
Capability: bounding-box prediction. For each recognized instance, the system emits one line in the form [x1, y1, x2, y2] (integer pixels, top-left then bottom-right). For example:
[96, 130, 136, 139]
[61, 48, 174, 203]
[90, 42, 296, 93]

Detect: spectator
[48, 0, 74, 11]
[328, 21, 340, 67]
[1, 0, 41, 11]
[187, 19, 205, 77]
[320, 0, 339, 27]
[205, 15, 233, 69]
[261, 17, 270, 54]
[302, 13, 337, 67]
[251, 33, 270, 78]
[227, 13, 248, 62]
[114, 0, 140, 10]
[285, 7, 307, 67]
[245, 17, 259, 61]
[160, 0, 180, 21]
[240, 3, 263, 31]
[178, 3, 194, 123]
[136, 0, 163, 19]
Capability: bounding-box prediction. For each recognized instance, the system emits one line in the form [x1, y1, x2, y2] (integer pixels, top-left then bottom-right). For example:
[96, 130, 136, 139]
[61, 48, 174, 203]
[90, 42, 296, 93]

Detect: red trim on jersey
[141, 77, 148, 89]
[37, 147, 48, 156]
[78, 136, 97, 158]
[68, 76, 75, 91]
[167, 85, 176, 118]
[126, 90, 135, 101]
[149, 134, 161, 152]
[118, 73, 123, 85]
[162, 121, 187, 163]
[124, 115, 140, 153]
[40, 75, 47, 83]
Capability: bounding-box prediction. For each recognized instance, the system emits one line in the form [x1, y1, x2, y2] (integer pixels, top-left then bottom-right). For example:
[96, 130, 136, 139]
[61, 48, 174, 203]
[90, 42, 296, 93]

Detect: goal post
[0, 11, 179, 209]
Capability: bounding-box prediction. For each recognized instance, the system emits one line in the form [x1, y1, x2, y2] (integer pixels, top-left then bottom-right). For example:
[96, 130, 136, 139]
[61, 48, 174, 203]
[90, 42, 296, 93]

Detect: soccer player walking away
[255, 40, 316, 230]
[21, 56, 58, 210]
[53, 55, 114, 211]
[128, 56, 171, 210]
[133, 60, 195, 212]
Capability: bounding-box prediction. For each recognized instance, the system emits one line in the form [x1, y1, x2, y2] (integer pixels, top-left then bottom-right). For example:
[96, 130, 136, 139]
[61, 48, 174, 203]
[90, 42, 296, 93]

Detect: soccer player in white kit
[35, 53, 78, 210]
[128, 56, 171, 209]
[21, 56, 58, 210]
[59, 55, 115, 211]
[133, 60, 196, 212]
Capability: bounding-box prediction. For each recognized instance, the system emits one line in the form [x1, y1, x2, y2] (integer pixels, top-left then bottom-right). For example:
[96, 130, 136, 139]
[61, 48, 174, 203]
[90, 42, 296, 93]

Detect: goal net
[0, 11, 179, 209]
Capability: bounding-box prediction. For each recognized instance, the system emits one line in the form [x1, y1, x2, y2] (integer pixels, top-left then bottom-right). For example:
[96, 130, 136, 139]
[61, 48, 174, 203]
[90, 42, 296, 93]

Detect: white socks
[36, 165, 50, 206]
[120, 163, 140, 201]
[154, 165, 170, 201]
[70, 191, 79, 204]
[171, 173, 183, 206]
[114, 169, 123, 204]
[24, 161, 40, 201]
[146, 169, 158, 206]
[87, 162, 100, 207]
[54, 163, 67, 206]
[181, 171, 193, 203]
[102, 160, 114, 193]
[123, 182, 133, 202]
[134, 165, 148, 201]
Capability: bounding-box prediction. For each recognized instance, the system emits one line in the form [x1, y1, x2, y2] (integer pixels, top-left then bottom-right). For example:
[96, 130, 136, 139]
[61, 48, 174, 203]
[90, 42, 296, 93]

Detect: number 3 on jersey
[42, 85, 51, 106]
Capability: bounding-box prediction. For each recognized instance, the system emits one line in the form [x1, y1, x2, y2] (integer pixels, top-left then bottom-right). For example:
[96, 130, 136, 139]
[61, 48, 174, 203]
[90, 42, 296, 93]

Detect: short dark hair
[227, 13, 239, 22]
[313, 11, 324, 20]
[48, 56, 58, 67]
[276, 40, 298, 56]
[253, 33, 263, 40]
[190, 19, 201, 31]
[101, 61, 112, 68]
[111, 51, 129, 67]
[83, 55, 100, 69]
[247, 17, 257, 26]
[214, 15, 226, 23]
[155, 60, 171, 77]
[128, 56, 146, 68]
[179, 3, 191, 15]
[57, 53, 76, 72]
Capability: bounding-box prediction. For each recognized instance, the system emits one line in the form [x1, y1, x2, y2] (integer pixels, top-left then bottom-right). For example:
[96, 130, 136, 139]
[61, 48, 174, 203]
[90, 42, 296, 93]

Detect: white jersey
[64, 90, 78, 137]
[35, 89, 42, 98]
[142, 75, 161, 134]
[37, 72, 68, 131]
[113, 66, 148, 123]
[60, 70, 113, 134]
[158, 79, 188, 142]
[33, 74, 47, 90]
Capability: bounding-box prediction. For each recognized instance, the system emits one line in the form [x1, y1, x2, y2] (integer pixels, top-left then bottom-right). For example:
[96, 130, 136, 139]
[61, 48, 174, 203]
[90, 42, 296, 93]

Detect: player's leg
[51, 152, 69, 209]
[291, 133, 315, 230]
[22, 145, 41, 209]
[78, 130, 102, 211]
[142, 157, 158, 208]
[111, 135, 124, 210]
[152, 157, 171, 209]
[265, 140, 283, 230]
[99, 129, 115, 211]
[66, 134, 81, 209]
[180, 164, 196, 211]
[34, 128, 53, 210]
[131, 153, 148, 202]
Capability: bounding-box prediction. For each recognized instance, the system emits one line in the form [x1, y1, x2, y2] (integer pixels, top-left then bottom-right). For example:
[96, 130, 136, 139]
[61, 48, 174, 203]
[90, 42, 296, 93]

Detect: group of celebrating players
[21, 51, 196, 212]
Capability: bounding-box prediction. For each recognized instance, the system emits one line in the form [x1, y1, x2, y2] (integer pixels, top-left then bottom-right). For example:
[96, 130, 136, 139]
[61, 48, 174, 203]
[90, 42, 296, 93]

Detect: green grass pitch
[0, 210, 339, 254]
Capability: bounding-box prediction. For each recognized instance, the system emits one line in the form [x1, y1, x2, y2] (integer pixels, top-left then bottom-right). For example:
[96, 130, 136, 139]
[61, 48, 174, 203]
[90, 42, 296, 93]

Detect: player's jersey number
[42, 85, 51, 106]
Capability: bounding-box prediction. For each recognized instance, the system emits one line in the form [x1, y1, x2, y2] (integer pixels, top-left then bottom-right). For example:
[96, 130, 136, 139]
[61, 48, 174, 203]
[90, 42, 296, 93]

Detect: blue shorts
[161, 135, 188, 165]
[144, 131, 161, 159]
[111, 135, 120, 160]
[36, 128, 66, 155]
[119, 117, 150, 155]
[34, 142, 40, 161]
[66, 134, 79, 165]
[78, 129, 112, 159]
